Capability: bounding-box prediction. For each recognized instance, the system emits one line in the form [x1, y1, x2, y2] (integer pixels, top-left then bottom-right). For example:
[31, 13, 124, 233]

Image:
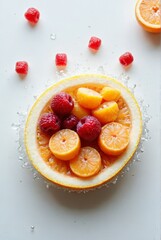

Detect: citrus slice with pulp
[98, 122, 130, 156]
[25, 74, 142, 190]
[135, 0, 161, 33]
[49, 129, 81, 161]
[70, 147, 101, 178]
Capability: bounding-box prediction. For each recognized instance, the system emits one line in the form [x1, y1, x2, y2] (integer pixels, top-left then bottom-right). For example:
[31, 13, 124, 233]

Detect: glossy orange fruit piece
[135, 0, 161, 33]
[92, 101, 119, 124]
[70, 147, 101, 177]
[72, 100, 90, 119]
[98, 122, 130, 156]
[49, 129, 81, 160]
[100, 87, 121, 101]
[76, 87, 102, 109]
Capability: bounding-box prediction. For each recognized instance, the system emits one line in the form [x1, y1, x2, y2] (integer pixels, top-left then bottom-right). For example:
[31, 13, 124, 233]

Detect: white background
[0, 0, 161, 239]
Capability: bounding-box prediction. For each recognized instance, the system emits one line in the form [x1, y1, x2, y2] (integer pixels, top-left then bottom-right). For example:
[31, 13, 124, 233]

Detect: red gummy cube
[24, 8, 40, 24]
[88, 36, 102, 51]
[119, 52, 134, 66]
[15, 61, 29, 75]
[55, 53, 67, 67]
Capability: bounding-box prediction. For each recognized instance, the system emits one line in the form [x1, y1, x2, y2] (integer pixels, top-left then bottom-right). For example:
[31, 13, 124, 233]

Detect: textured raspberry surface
[39, 113, 61, 135]
[62, 115, 79, 130]
[51, 92, 74, 116]
[76, 116, 101, 141]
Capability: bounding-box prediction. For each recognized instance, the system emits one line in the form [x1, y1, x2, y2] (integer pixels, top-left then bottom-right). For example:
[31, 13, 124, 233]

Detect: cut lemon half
[25, 74, 142, 190]
[135, 0, 161, 33]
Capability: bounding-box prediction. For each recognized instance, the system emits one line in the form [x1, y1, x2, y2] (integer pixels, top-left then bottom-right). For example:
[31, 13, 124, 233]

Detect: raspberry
[15, 61, 28, 75]
[39, 113, 61, 135]
[24, 8, 40, 24]
[76, 116, 101, 141]
[51, 92, 74, 116]
[62, 115, 79, 130]
[88, 36, 102, 51]
[119, 52, 134, 66]
[55, 53, 67, 68]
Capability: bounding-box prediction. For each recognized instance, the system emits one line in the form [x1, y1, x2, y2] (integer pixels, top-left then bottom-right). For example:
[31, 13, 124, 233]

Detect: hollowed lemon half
[25, 74, 142, 190]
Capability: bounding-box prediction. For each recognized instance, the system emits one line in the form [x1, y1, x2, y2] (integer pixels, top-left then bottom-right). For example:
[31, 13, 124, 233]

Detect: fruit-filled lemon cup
[25, 74, 142, 190]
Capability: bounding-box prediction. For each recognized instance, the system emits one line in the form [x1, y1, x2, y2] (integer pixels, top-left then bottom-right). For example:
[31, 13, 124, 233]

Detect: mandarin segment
[49, 129, 81, 160]
[98, 122, 130, 156]
[70, 147, 101, 178]
[92, 101, 119, 124]
[100, 87, 121, 101]
[72, 101, 90, 119]
[76, 87, 102, 109]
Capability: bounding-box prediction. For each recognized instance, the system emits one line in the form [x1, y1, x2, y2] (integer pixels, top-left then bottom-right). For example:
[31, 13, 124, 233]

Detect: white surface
[0, 0, 160, 240]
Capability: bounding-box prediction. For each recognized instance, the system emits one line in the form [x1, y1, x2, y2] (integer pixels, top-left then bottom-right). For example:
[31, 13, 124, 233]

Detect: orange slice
[76, 87, 102, 109]
[100, 87, 121, 101]
[49, 129, 81, 160]
[70, 147, 101, 178]
[98, 122, 130, 156]
[116, 106, 131, 127]
[92, 101, 119, 124]
[135, 0, 161, 33]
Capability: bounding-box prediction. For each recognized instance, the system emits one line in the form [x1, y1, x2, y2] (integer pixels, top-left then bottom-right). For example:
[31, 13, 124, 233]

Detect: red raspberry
[88, 36, 102, 51]
[119, 52, 134, 66]
[62, 115, 79, 130]
[39, 113, 61, 135]
[51, 92, 74, 116]
[76, 116, 101, 141]
[55, 53, 67, 68]
[15, 61, 28, 75]
[24, 8, 40, 24]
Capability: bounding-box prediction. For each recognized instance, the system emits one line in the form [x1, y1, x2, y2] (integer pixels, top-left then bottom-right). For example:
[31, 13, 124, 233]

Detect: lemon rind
[24, 74, 142, 190]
